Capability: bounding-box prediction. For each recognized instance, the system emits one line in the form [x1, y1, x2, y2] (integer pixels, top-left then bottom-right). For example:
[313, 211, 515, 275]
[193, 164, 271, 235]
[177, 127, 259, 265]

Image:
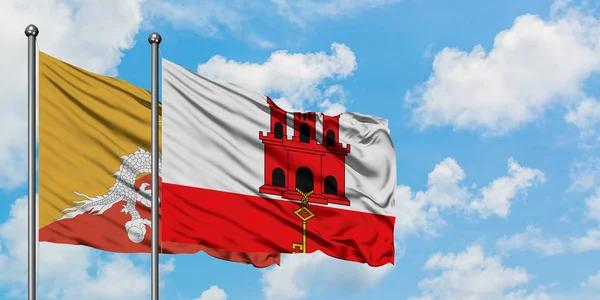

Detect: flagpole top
[148, 32, 162, 44]
[24, 24, 39, 37]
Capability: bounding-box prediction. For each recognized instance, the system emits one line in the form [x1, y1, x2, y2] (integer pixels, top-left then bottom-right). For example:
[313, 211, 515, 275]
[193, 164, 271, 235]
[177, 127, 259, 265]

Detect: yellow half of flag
[38, 50, 163, 251]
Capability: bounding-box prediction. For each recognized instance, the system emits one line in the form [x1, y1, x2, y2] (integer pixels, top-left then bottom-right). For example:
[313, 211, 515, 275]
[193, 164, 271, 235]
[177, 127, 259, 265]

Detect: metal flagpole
[25, 24, 39, 300]
[148, 32, 162, 300]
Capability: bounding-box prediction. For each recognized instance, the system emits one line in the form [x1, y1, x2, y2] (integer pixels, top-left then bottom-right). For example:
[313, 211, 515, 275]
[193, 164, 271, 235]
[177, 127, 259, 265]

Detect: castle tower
[320, 115, 350, 204]
[258, 97, 289, 195]
[293, 112, 317, 143]
[322, 115, 340, 146]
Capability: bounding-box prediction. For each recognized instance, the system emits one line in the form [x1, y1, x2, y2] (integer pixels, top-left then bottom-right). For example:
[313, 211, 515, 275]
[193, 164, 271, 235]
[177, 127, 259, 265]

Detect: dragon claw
[125, 218, 151, 243]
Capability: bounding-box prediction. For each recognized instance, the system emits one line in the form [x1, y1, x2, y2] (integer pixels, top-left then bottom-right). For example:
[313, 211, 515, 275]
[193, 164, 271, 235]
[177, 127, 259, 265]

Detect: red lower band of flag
[38, 174, 280, 268]
[161, 183, 395, 266]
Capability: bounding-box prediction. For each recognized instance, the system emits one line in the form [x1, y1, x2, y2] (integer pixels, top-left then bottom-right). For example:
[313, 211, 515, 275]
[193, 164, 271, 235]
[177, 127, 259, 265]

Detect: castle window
[300, 123, 310, 143]
[326, 130, 335, 146]
[274, 122, 283, 139]
[296, 167, 314, 193]
[324, 176, 337, 195]
[272, 168, 285, 187]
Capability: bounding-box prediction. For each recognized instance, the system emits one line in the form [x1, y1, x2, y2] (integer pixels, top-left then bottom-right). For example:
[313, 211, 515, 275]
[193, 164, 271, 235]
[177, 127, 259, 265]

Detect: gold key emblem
[292, 188, 315, 253]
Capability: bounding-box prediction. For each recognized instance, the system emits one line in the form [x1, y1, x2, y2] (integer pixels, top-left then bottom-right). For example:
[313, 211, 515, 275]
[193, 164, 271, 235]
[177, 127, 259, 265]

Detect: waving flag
[161, 58, 396, 266]
[37, 51, 279, 267]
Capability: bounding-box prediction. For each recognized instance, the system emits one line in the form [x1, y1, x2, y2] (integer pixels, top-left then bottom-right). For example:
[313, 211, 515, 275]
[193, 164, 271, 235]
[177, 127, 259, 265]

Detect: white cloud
[565, 98, 600, 136]
[584, 188, 600, 221]
[566, 150, 600, 253]
[550, 0, 574, 18]
[570, 184, 600, 253]
[0, 196, 166, 299]
[571, 188, 600, 253]
[581, 270, 600, 289]
[568, 157, 600, 192]
[158, 257, 176, 289]
[496, 225, 566, 256]
[260, 251, 393, 300]
[539, 270, 600, 298]
[504, 290, 553, 300]
[394, 158, 469, 238]
[248, 35, 277, 49]
[143, 0, 244, 37]
[571, 228, 600, 252]
[196, 43, 357, 112]
[424, 44, 434, 58]
[62, 255, 150, 299]
[409, 244, 550, 300]
[194, 285, 228, 300]
[395, 157, 545, 239]
[160, 257, 176, 273]
[406, 3, 600, 135]
[469, 158, 546, 218]
[0, 0, 145, 189]
[318, 99, 347, 115]
[317, 85, 348, 115]
[271, 0, 402, 25]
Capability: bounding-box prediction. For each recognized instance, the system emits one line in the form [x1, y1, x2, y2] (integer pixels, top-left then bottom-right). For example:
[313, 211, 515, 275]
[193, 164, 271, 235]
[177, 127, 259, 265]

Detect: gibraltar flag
[161, 59, 397, 266]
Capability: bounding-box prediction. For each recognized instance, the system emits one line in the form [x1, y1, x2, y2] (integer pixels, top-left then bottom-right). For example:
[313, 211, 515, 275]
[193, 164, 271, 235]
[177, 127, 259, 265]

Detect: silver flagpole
[25, 24, 39, 300]
[148, 32, 161, 300]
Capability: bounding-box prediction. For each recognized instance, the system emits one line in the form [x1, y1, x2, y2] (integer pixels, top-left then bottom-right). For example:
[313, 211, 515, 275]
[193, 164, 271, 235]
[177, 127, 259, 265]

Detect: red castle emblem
[259, 97, 351, 206]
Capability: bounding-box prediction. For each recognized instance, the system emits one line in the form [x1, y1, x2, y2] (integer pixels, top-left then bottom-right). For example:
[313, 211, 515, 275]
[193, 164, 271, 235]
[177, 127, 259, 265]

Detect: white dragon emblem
[57, 147, 161, 244]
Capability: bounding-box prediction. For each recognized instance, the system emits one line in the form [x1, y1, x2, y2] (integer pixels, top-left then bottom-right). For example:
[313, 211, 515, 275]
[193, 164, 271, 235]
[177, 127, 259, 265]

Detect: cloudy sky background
[2, 0, 600, 299]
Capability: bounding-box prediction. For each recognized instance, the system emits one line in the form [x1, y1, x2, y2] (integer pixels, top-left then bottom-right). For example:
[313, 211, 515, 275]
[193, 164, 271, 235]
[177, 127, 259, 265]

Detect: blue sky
[2, 0, 600, 299]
